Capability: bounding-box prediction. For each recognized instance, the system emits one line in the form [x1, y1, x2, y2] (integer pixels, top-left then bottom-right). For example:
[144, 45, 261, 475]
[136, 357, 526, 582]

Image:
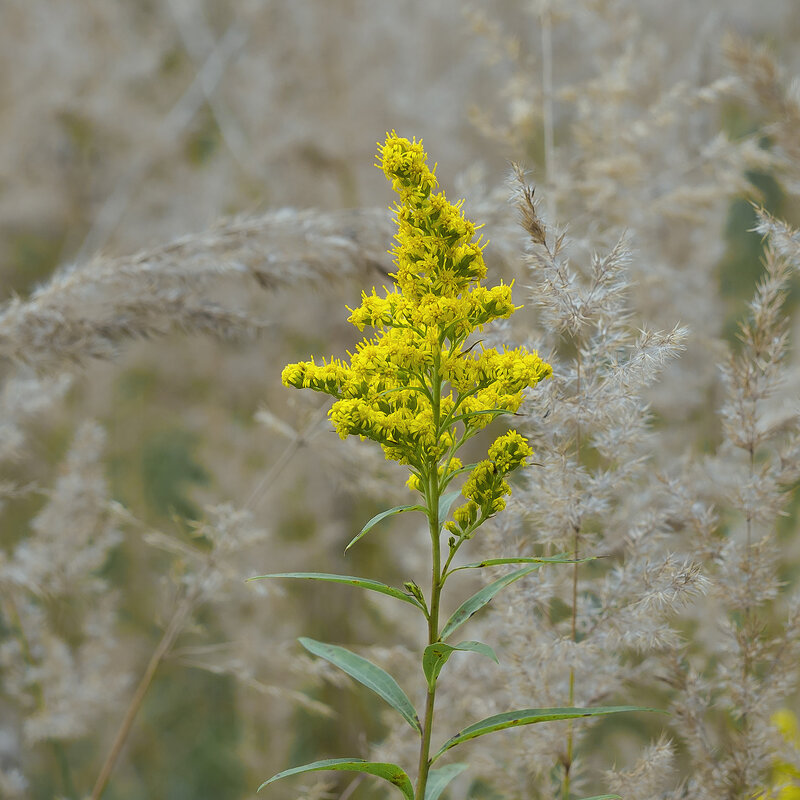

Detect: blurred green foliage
[140, 429, 209, 520]
[118, 668, 246, 800]
[2, 228, 66, 300]
[185, 110, 221, 166]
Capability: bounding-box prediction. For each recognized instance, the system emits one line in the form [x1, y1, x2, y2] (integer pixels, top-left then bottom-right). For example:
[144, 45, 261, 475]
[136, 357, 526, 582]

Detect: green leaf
[440, 462, 478, 489]
[440, 565, 543, 640]
[438, 490, 462, 522]
[448, 462, 478, 476]
[422, 641, 498, 688]
[299, 638, 421, 733]
[449, 555, 595, 574]
[424, 763, 469, 800]
[451, 407, 513, 425]
[346, 505, 425, 552]
[432, 706, 663, 761]
[257, 758, 414, 799]
[577, 795, 622, 800]
[246, 572, 424, 610]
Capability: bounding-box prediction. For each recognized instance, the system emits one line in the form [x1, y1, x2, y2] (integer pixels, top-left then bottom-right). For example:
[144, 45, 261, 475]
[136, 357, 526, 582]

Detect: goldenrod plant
[251, 133, 657, 800]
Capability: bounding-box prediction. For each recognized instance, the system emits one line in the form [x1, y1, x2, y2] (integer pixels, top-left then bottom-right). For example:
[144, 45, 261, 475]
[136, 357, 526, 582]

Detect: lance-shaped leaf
[577, 795, 622, 799]
[448, 555, 595, 574]
[422, 641, 497, 689]
[247, 572, 424, 610]
[432, 706, 661, 762]
[440, 462, 478, 489]
[346, 505, 425, 552]
[438, 490, 462, 523]
[424, 763, 469, 800]
[299, 638, 421, 733]
[440, 564, 542, 640]
[451, 407, 513, 425]
[258, 758, 414, 799]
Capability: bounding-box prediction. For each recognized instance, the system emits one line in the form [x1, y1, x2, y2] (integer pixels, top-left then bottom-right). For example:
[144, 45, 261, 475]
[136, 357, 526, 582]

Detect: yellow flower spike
[377, 131, 437, 198]
[489, 430, 534, 474]
[283, 132, 550, 479]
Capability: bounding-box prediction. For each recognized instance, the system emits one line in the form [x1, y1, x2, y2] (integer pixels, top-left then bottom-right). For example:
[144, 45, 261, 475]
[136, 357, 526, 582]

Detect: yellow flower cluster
[446, 432, 533, 537]
[282, 132, 551, 505]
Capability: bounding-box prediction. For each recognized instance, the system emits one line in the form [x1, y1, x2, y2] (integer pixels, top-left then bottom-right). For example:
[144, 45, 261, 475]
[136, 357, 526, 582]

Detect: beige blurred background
[1, 2, 799, 799]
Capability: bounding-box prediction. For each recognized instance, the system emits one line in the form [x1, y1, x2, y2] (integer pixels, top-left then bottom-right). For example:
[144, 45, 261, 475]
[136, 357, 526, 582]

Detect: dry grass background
[1, 1, 799, 798]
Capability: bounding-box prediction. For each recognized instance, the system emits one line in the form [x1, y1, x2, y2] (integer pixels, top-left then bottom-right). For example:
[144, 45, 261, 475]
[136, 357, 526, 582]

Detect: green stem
[439, 430, 473, 492]
[441, 538, 465, 580]
[416, 474, 442, 799]
[52, 741, 78, 799]
[415, 359, 444, 800]
[438, 386, 477, 431]
[440, 512, 487, 583]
